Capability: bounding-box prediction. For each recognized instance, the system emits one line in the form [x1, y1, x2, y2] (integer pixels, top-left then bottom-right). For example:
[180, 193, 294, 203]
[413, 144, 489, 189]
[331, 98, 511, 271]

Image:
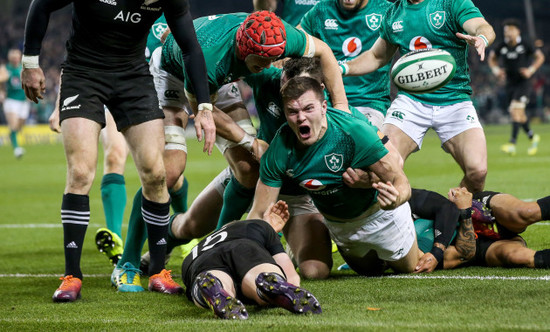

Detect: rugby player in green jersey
[345, 0, 495, 193]
[156, 11, 348, 226]
[253, 0, 320, 27]
[249, 76, 422, 275]
[0, 49, 31, 158]
[299, 0, 392, 129]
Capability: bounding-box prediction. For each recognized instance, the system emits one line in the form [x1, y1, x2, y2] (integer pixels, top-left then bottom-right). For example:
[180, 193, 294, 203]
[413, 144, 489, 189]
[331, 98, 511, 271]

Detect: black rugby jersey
[493, 38, 536, 83]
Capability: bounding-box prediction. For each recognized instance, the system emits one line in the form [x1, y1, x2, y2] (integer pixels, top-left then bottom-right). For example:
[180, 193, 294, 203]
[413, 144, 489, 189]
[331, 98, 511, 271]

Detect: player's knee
[140, 165, 167, 190]
[104, 149, 126, 172]
[67, 164, 96, 190]
[299, 260, 331, 280]
[466, 167, 487, 192]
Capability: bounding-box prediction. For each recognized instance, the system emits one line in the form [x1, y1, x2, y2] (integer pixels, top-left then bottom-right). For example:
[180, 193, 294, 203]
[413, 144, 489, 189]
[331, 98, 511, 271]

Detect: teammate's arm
[369, 149, 411, 210]
[307, 36, 350, 113]
[456, 17, 495, 61]
[248, 180, 281, 220]
[164, 1, 215, 154]
[520, 49, 545, 79]
[345, 37, 398, 77]
[0, 65, 8, 83]
[488, 50, 505, 80]
[253, 0, 278, 11]
[22, 0, 73, 103]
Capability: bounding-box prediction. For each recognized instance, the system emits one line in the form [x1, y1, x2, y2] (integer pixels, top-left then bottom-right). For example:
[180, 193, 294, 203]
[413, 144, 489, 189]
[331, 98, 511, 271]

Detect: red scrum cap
[236, 11, 287, 60]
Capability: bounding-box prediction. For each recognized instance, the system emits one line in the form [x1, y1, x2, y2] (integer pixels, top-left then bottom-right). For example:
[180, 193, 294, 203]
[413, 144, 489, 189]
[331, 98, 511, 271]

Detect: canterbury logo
[63, 94, 79, 107]
[324, 19, 338, 30]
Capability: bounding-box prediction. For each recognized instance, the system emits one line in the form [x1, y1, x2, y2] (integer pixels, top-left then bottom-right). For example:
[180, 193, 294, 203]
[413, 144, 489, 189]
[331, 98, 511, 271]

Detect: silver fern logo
[61, 94, 81, 111]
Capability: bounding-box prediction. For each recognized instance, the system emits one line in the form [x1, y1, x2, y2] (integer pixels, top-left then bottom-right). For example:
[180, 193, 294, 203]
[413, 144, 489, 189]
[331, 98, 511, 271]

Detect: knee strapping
[165, 125, 187, 152]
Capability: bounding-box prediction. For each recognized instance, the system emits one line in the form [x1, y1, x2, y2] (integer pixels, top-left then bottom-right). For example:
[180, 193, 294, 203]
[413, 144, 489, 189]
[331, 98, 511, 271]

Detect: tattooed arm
[443, 188, 477, 269]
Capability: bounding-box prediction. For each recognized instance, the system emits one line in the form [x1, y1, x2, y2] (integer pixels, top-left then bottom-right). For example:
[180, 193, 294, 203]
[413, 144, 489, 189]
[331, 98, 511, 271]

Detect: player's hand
[48, 106, 61, 133]
[343, 168, 373, 189]
[21, 67, 46, 103]
[372, 181, 400, 210]
[414, 252, 438, 273]
[160, 28, 171, 44]
[519, 67, 535, 79]
[193, 109, 216, 155]
[263, 200, 289, 233]
[251, 138, 269, 161]
[447, 187, 472, 209]
[455, 32, 487, 61]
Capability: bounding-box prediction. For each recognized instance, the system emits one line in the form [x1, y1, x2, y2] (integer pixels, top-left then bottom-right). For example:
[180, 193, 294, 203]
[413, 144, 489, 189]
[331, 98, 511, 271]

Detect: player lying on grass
[412, 187, 550, 270]
[181, 200, 321, 320]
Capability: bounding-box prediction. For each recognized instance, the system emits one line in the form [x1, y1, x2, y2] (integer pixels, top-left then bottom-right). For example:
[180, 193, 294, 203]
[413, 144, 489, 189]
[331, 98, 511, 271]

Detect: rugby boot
[500, 143, 516, 156]
[255, 272, 322, 314]
[52, 275, 82, 302]
[196, 272, 248, 320]
[527, 134, 540, 156]
[111, 262, 144, 292]
[148, 269, 183, 294]
[95, 228, 123, 266]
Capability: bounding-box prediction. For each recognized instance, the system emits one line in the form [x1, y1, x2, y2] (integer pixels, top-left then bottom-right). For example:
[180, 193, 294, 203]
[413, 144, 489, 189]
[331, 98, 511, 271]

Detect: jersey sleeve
[452, 0, 483, 27]
[350, 121, 388, 169]
[259, 130, 290, 188]
[378, 6, 394, 44]
[23, 0, 73, 55]
[281, 21, 308, 57]
[298, 5, 317, 35]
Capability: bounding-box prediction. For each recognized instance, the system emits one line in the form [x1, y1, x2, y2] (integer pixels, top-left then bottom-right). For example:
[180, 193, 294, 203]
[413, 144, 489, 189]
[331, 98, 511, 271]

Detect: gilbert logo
[324, 19, 338, 30]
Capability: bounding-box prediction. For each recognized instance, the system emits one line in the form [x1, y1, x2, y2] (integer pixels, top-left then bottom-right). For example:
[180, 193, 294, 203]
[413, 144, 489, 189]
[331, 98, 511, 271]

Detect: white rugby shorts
[3, 98, 31, 119]
[324, 202, 416, 261]
[384, 94, 482, 148]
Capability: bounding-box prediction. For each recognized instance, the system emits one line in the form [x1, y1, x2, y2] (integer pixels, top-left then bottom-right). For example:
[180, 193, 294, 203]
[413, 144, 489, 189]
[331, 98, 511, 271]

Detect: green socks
[101, 173, 126, 238]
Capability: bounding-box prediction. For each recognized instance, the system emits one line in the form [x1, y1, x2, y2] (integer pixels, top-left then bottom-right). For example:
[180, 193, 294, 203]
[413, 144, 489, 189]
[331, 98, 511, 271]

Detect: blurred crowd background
[1, 0, 548, 125]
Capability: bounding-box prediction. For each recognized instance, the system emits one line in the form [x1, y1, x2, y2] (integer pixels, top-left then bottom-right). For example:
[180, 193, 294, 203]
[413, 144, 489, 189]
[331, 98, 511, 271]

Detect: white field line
[1, 273, 549, 281]
[1, 222, 550, 229]
[0, 223, 110, 228]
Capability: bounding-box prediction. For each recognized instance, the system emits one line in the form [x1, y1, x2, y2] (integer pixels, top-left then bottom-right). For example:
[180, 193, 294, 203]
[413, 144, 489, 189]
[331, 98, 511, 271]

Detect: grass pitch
[1, 124, 549, 331]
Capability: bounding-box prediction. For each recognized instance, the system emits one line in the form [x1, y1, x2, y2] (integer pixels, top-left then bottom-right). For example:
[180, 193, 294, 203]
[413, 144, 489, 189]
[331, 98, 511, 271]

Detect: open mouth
[298, 125, 311, 140]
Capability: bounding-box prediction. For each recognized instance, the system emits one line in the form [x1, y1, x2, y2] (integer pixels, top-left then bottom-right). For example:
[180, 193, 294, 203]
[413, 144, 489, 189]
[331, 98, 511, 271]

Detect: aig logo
[114, 11, 141, 23]
[324, 19, 338, 30]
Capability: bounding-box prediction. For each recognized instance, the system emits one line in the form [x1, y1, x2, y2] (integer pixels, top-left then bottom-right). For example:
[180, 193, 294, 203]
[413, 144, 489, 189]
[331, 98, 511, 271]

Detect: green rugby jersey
[380, 0, 483, 105]
[260, 107, 388, 219]
[301, 0, 392, 114]
[161, 13, 307, 94]
[281, 0, 320, 26]
[5, 64, 26, 101]
[145, 14, 167, 61]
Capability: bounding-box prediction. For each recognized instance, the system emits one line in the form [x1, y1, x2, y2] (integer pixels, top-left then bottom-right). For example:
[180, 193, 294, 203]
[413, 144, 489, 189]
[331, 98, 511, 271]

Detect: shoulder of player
[326, 108, 373, 135]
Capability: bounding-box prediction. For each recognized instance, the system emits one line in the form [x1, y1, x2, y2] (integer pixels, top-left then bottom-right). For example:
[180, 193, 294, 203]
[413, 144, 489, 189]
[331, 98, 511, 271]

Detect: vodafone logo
[342, 37, 362, 57]
[299, 179, 326, 191]
[409, 36, 432, 51]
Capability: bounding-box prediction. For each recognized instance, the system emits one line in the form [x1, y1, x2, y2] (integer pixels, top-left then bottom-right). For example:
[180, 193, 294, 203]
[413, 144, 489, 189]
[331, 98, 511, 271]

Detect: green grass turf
[1, 124, 550, 331]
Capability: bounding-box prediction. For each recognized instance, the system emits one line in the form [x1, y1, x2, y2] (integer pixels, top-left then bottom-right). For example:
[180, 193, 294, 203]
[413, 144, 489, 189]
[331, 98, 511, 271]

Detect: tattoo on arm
[454, 217, 476, 261]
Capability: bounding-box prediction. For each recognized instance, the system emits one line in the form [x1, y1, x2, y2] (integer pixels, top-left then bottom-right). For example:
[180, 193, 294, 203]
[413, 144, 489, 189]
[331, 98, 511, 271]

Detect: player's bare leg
[444, 128, 487, 193]
[283, 213, 332, 279]
[381, 123, 418, 162]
